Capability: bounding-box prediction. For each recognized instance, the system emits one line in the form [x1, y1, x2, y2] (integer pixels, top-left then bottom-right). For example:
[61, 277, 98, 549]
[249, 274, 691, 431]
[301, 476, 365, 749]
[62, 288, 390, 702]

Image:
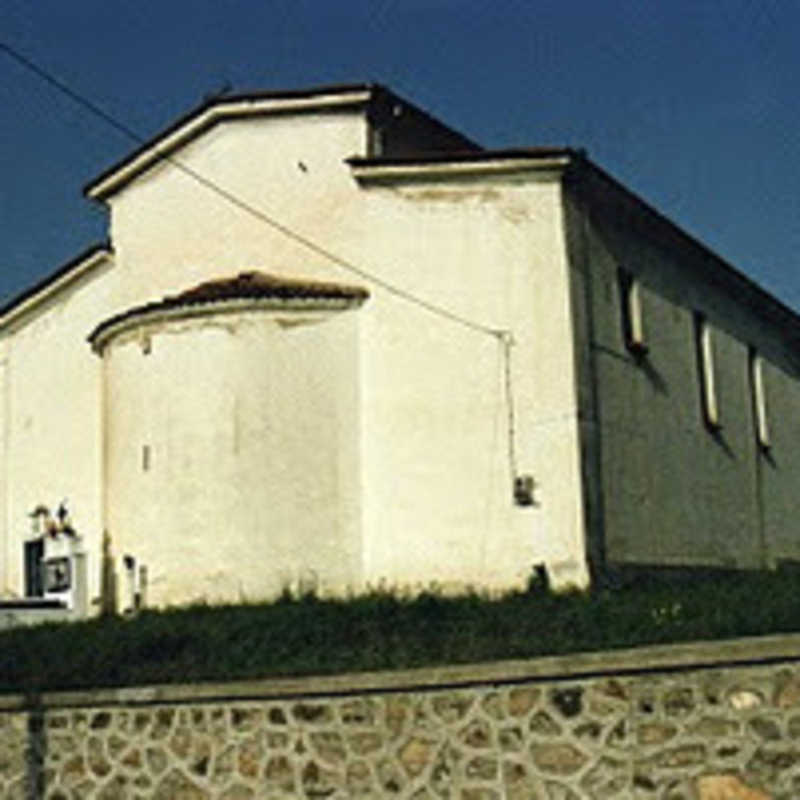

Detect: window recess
[749, 348, 770, 450]
[694, 313, 721, 431]
[618, 269, 647, 356]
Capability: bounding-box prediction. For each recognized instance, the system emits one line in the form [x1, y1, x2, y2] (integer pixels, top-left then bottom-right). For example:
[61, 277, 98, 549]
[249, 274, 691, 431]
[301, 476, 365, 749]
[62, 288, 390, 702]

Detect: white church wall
[7, 88, 799, 611]
[102, 305, 362, 606]
[106, 110, 370, 308]
[3, 105, 593, 609]
[353, 171, 590, 592]
[101, 109, 591, 595]
[0, 253, 116, 605]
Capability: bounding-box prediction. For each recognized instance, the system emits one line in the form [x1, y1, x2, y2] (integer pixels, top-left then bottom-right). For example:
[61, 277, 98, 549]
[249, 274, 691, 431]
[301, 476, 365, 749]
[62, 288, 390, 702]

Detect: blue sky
[1, 0, 798, 309]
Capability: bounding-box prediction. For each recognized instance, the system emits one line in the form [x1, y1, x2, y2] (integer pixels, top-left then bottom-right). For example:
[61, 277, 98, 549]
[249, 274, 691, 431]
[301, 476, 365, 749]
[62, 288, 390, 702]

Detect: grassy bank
[2, 569, 799, 693]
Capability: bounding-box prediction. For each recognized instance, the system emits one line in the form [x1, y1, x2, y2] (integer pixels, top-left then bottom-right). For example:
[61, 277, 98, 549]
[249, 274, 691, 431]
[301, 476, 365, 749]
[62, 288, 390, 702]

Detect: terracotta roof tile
[88, 271, 368, 350]
[169, 271, 369, 304]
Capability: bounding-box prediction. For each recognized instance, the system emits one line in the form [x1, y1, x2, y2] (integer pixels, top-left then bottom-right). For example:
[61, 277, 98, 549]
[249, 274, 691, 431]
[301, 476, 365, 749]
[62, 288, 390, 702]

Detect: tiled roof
[169, 271, 369, 305]
[88, 271, 369, 351]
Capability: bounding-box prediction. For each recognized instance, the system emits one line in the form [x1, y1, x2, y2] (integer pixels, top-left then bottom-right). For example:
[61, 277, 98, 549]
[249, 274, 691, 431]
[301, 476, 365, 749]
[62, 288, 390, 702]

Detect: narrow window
[749, 348, 770, 449]
[142, 445, 151, 472]
[618, 269, 647, 355]
[694, 313, 720, 430]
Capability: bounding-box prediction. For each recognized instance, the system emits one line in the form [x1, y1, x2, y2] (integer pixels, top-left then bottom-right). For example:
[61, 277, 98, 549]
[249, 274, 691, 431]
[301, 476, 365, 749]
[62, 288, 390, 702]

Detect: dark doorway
[24, 539, 44, 597]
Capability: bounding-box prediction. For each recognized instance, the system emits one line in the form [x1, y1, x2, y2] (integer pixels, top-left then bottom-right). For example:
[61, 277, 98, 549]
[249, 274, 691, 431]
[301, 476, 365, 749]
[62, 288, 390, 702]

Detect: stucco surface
[355, 174, 588, 591]
[103, 307, 361, 605]
[562, 174, 800, 572]
[95, 108, 593, 601]
[4, 92, 800, 609]
[107, 111, 369, 304]
[0, 254, 116, 604]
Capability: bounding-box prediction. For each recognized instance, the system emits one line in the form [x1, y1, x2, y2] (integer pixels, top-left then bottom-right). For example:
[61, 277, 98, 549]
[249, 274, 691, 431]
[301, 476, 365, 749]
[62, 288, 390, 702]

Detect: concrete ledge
[2, 632, 800, 712]
[0, 606, 72, 632]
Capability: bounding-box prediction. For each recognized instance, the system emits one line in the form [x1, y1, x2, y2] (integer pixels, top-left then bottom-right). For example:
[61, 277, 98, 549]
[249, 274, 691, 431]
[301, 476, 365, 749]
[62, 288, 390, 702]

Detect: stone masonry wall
[3, 635, 800, 798]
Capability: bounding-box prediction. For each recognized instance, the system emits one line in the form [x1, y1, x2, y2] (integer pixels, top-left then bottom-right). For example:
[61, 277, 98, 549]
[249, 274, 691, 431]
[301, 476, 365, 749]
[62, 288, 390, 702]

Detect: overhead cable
[0, 41, 508, 341]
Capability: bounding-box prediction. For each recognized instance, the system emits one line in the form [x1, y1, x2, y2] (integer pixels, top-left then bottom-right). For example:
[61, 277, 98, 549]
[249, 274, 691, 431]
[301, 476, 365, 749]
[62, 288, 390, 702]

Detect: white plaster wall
[103, 307, 361, 606]
[0, 110, 371, 609]
[355, 175, 589, 591]
[0, 257, 116, 605]
[107, 111, 369, 308]
[103, 110, 590, 594]
[4, 96, 796, 605]
[2, 107, 592, 607]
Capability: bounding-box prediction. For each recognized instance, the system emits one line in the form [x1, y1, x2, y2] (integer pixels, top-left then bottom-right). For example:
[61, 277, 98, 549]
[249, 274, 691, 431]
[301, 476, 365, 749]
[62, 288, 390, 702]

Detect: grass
[2, 568, 800, 693]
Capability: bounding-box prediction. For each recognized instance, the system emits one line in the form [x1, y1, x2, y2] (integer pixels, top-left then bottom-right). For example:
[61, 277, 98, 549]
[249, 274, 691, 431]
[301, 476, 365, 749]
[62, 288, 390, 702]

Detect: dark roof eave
[369, 85, 481, 153]
[347, 146, 577, 168]
[569, 155, 800, 344]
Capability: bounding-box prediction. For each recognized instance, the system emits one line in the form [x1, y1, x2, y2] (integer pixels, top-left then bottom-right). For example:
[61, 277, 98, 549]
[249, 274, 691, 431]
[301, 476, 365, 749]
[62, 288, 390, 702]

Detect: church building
[2, 83, 799, 616]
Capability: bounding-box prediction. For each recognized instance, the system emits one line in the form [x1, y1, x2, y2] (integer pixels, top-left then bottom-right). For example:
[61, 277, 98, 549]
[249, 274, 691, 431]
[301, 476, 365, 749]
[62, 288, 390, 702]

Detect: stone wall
[4, 634, 800, 798]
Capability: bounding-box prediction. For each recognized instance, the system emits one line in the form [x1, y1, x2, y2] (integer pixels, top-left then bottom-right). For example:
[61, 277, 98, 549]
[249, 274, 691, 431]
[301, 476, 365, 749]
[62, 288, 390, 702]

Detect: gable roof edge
[568, 155, 800, 349]
[348, 148, 574, 181]
[0, 244, 113, 330]
[85, 85, 376, 202]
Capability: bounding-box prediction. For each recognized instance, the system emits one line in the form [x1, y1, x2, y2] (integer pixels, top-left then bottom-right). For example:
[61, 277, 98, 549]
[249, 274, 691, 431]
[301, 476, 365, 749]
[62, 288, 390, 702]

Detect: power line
[0, 42, 142, 145]
[0, 40, 508, 341]
[0, 40, 524, 491]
